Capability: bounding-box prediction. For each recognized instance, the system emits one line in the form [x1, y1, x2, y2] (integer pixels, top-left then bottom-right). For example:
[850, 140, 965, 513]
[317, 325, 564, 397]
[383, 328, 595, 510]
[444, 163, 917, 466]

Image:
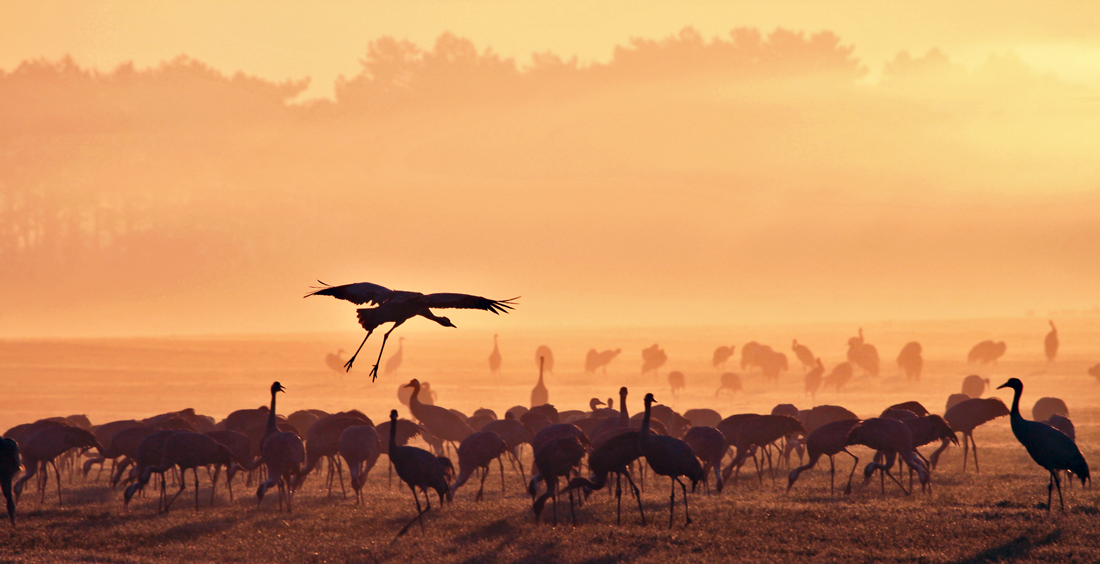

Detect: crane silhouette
[387, 409, 453, 536]
[787, 418, 861, 494]
[562, 430, 646, 525]
[384, 338, 405, 375]
[489, 334, 502, 374]
[306, 281, 517, 380]
[130, 432, 235, 513]
[450, 431, 507, 501]
[961, 375, 990, 398]
[1, 438, 19, 524]
[406, 379, 474, 453]
[256, 382, 305, 512]
[846, 418, 928, 495]
[325, 349, 347, 373]
[997, 378, 1089, 510]
[712, 346, 735, 370]
[1045, 321, 1059, 363]
[338, 425, 381, 504]
[941, 397, 1009, 473]
[531, 357, 549, 407]
[640, 393, 703, 528]
[791, 340, 815, 371]
[896, 342, 923, 382]
[534, 345, 554, 373]
[1032, 397, 1068, 422]
[13, 427, 101, 505]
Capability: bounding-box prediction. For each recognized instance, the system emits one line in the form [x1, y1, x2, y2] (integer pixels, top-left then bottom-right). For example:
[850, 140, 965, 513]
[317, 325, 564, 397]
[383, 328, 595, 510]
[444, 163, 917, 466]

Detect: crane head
[390, 409, 399, 421]
[644, 393, 655, 405]
[439, 316, 456, 328]
[996, 378, 1023, 392]
[271, 382, 286, 395]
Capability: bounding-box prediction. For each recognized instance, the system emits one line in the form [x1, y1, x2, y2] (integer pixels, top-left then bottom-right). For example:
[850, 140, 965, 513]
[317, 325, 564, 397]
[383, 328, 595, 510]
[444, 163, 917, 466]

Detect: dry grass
[4, 416, 1100, 564]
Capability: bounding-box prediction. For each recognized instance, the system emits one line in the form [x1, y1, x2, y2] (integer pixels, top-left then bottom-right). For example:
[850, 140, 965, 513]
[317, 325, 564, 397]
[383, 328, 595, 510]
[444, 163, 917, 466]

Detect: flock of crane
[0, 281, 1092, 539]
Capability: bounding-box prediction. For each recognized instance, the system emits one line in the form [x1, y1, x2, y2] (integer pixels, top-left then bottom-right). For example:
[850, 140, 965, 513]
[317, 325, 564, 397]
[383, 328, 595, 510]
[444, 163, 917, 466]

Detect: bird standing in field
[531, 358, 549, 408]
[489, 334, 502, 374]
[940, 397, 1009, 473]
[384, 338, 405, 375]
[639, 393, 703, 528]
[306, 281, 518, 380]
[1045, 321, 1059, 364]
[792, 340, 815, 371]
[998, 378, 1088, 510]
[896, 342, 923, 382]
[713, 346, 735, 370]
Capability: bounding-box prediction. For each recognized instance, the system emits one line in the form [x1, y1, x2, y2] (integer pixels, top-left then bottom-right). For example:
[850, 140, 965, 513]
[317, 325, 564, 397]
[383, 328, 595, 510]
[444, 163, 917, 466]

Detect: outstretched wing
[305, 281, 394, 305]
[421, 293, 519, 314]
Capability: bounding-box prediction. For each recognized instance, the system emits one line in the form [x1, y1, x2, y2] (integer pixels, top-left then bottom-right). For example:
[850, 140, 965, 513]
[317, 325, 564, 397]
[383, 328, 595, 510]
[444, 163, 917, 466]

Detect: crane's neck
[619, 391, 629, 426]
[263, 389, 278, 442]
[389, 414, 398, 451]
[1008, 386, 1023, 421]
[640, 399, 652, 445]
[408, 382, 421, 410]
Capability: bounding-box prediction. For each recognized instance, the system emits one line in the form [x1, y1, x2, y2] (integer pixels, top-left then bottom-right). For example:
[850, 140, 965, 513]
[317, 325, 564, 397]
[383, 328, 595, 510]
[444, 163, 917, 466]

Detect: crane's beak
[995, 382, 1009, 390]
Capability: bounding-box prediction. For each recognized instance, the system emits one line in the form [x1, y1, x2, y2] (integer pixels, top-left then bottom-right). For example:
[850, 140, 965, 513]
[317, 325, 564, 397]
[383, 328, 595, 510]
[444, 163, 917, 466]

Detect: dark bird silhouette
[256, 382, 305, 512]
[962, 375, 990, 398]
[489, 334, 502, 374]
[13, 427, 101, 505]
[338, 425, 381, 504]
[108, 426, 162, 488]
[805, 359, 824, 403]
[823, 362, 854, 393]
[715, 372, 742, 398]
[668, 371, 686, 396]
[759, 347, 789, 385]
[530, 437, 586, 525]
[562, 430, 646, 525]
[998, 378, 1089, 510]
[889, 401, 929, 417]
[713, 345, 735, 370]
[968, 340, 1006, 365]
[787, 418, 861, 494]
[640, 393, 703, 528]
[535, 345, 554, 373]
[407, 379, 474, 451]
[1032, 397, 1068, 423]
[398, 380, 436, 406]
[846, 328, 880, 377]
[1088, 363, 1100, 381]
[723, 415, 804, 484]
[387, 409, 453, 536]
[940, 397, 1009, 473]
[802, 405, 859, 435]
[683, 426, 728, 492]
[641, 344, 668, 377]
[586, 348, 621, 374]
[205, 430, 258, 501]
[846, 418, 928, 495]
[1, 438, 19, 525]
[683, 409, 722, 429]
[896, 341, 923, 382]
[791, 340, 815, 371]
[294, 412, 372, 496]
[325, 349, 347, 373]
[450, 431, 507, 501]
[531, 358, 549, 408]
[81, 419, 144, 481]
[128, 432, 235, 513]
[120, 429, 182, 508]
[1045, 320, 1059, 363]
[384, 337, 405, 375]
[482, 417, 533, 486]
[741, 341, 763, 370]
[306, 281, 517, 380]
[945, 393, 970, 413]
[376, 417, 426, 487]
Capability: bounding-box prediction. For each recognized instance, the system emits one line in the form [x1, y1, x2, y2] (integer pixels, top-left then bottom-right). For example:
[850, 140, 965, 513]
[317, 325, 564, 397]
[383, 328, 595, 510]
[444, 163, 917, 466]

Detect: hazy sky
[4, 1, 1100, 99]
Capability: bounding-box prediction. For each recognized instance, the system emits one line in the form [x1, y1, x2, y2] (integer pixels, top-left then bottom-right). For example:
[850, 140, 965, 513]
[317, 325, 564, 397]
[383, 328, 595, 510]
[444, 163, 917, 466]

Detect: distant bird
[306, 281, 517, 380]
[384, 337, 405, 375]
[1045, 321, 1059, 363]
[562, 431, 645, 525]
[823, 362, 854, 393]
[639, 393, 703, 528]
[945, 393, 970, 413]
[968, 340, 1006, 365]
[668, 371, 686, 396]
[325, 349, 346, 373]
[530, 437, 586, 525]
[338, 425, 381, 504]
[846, 328, 880, 377]
[256, 382, 305, 512]
[760, 349, 789, 385]
[896, 342, 923, 382]
[787, 418, 861, 494]
[398, 380, 436, 406]
[1, 438, 19, 524]
[997, 378, 1089, 510]
[1032, 397, 1068, 423]
[791, 340, 815, 371]
[489, 334, 502, 374]
[1089, 364, 1100, 381]
[741, 341, 763, 370]
[713, 346, 735, 370]
[529, 358, 550, 409]
[586, 348, 621, 374]
[13, 426, 101, 505]
[450, 431, 507, 501]
[940, 397, 1009, 473]
[715, 372, 742, 398]
[683, 426, 728, 492]
[535, 345, 554, 373]
[387, 409, 453, 536]
[846, 418, 928, 495]
[961, 375, 990, 398]
[805, 359, 824, 403]
[641, 345, 668, 377]
[406, 379, 474, 451]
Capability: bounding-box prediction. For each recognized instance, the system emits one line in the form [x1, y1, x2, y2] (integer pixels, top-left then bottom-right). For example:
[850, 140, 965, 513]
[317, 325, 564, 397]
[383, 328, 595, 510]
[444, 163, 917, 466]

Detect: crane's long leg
[668, 477, 676, 529]
[499, 456, 506, 496]
[678, 476, 691, 526]
[972, 437, 981, 474]
[843, 450, 859, 495]
[624, 470, 645, 525]
[961, 433, 971, 472]
[194, 468, 201, 511]
[369, 324, 403, 382]
[829, 455, 836, 495]
[344, 329, 374, 372]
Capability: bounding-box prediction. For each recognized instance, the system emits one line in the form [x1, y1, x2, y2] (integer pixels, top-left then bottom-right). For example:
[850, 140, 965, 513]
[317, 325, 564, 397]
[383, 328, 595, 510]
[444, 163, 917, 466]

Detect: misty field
[2, 319, 1100, 562]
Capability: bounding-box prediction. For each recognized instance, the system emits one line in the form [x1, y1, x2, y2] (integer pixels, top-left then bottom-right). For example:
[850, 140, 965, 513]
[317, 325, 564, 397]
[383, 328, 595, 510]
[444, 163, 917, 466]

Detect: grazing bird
[997, 378, 1089, 510]
[531, 358, 549, 408]
[741, 341, 763, 370]
[294, 412, 372, 496]
[805, 359, 824, 403]
[641, 345, 668, 377]
[846, 328, 880, 377]
[406, 379, 474, 452]
[668, 371, 686, 396]
[205, 430, 258, 501]
[387, 410, 453, 536]
[640, 393, 703, 528]
[787, 418, 861, 494]
[1045, 320, 1059, 363]
[802, 405, 859, 435]
[940, 397, 1009, 473]
[384, 337, 405, 375]
[896, 341, 923, 382]
[683, 409, 722, 429]
[1032, 397, 1068, 423]
[791, 340, 815, 371]
[450, 431, 507, 501]
[130, 432, 235, 513]
[968, 340, 1006, 365]
[325, 349, 347, 373]
[1, 438, 19, 525]
[961, 375, 990, 398]
[338, 425, 381, 504]
[563, 430, 646, 525]
[1088, 363, 1100, 381]
[846, 418, 928, 495]
[586, 348, 621, 374]
[823, 362, 854, 393]
[723, 415, 804, 483]
[530, 437, 586, 525]
[13, 427, 101, 505]
[256, 382, 305, 512]
[481, 417, 533, 486]
[713, 346, 735, 370]
[489, 334, 502, 374]
[759, 348, 789, 385]
[715, 372, 742, 398]
[683, 426, 728, 492]
[81, 419, 144, 481]
[306, 281, 517, 380]
[534, 345, 554, 373]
